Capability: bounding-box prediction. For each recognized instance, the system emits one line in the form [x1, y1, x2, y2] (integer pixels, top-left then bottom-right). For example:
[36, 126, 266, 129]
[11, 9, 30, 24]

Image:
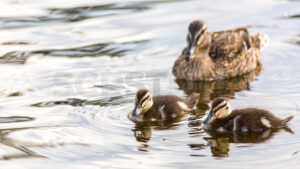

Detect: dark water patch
[0, 16, 65, 29]
[1, 41, 37, 45]
[33, 44, 126, 57]
[190, 154, 207, 157]
[0, 40, 146, 64]
[47, 0, 183, 22]
[286, 35, 300, 46]
[281, 13, 300, 19]
[0, 152, 44, 161]
[0, 2, 145, 29]
[32, 40, 147, 57]
[0, 116, 34, 123]
[292, 151, 300, 156]
[0, 0, 183, 29]
[6, 91, 23, 97]
[31, 98, 92, 107]
[31, 95, 132, 107]
[0, 51, 30, 64]
[0, 3, 144, 29]
[94, 84, 126, 90]
[188, 143, 207, 150]
[47, 2, 149, 21]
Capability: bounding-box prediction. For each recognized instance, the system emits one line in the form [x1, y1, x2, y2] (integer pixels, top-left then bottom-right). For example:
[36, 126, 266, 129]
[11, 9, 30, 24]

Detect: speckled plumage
[204, 98, 293, 133]
[173, 20, 269, 81]
[206, 108, 293, 133]
[128, 90, 199, 122]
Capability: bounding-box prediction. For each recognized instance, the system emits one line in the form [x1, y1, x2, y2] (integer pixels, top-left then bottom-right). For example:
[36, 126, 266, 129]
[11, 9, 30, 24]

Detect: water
[0, 0, 300, 168]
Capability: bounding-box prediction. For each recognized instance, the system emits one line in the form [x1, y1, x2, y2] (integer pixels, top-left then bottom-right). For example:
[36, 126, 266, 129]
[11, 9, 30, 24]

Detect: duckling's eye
[226, 106, 229, 110]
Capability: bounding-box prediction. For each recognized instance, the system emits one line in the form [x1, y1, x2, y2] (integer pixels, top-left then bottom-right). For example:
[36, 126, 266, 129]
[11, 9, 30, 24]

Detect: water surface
[0, 0, 300, 168]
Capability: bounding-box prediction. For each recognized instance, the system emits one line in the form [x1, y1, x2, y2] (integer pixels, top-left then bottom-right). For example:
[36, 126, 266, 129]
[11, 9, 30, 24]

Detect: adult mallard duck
[203, 97, 293, 133]
[172, 20, 269, 81]
[128, 89, 199, 122]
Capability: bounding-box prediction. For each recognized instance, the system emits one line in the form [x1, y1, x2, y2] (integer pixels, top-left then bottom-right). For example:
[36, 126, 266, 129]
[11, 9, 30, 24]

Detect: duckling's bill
[132, 102, 141, 116]
[203, 110, 216, 124]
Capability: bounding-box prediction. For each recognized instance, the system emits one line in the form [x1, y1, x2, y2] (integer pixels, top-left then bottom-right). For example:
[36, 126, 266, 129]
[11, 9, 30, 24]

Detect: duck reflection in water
[204, 128, 293, 157]
[175, 67, 261, 111]
[132, 117, 186, 143]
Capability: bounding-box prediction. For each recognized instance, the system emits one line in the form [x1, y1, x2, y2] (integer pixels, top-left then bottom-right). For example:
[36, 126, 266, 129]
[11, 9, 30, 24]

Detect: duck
[128, 89, 199, 122]
[172, 20, 269, 81]
[203, 97, 293, 133]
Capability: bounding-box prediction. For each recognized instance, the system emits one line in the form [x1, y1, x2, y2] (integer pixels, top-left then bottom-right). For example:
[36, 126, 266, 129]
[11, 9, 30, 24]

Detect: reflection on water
[132, 118, 183, 143]
[31, 40, 147, 58]
[0, 51, 30, 64]
[204, 128, 294, 157]
[0, 116, 34, 123]
[175, 66, 261, 111]
[0, 40, 146, 64]
[0, 125, 87, 160]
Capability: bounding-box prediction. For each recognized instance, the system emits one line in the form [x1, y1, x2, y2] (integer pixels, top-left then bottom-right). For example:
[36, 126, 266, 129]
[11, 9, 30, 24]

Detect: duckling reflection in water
[173, 20, 268, 81]
[128, 89, 199, 122]
[203, 97, 293, 133]
[204, 128, 292, 157]
[132, 118, 183, 143]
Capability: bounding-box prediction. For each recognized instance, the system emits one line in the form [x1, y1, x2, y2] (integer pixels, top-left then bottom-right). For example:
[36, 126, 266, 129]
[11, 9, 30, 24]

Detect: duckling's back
[143, 93, 199, 121]
[209, 108, 293, 133]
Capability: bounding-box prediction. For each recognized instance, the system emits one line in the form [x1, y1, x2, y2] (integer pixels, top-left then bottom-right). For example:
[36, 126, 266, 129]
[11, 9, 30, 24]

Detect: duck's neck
[195, 33, 212, 55]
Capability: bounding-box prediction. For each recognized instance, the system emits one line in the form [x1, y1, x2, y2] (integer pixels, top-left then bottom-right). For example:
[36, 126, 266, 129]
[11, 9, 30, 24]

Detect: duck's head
[203, 97, 232, 124]
[185, 20, 210, 61]
[131, 89, 153, 117]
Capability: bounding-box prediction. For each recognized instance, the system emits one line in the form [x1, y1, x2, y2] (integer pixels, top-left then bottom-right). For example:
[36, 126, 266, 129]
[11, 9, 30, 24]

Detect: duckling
[128, 89, 199, 122]
[172, 20, 269, 81]
[203, 97, 293, 133]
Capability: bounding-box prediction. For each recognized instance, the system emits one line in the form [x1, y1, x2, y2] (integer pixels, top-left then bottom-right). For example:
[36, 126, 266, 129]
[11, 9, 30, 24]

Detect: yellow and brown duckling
[128, 89, 199, 122]
[203, 97, 293, 133]
[173, 20, 269, 81]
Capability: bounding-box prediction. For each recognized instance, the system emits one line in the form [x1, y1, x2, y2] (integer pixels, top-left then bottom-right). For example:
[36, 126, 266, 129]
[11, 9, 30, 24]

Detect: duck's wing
[209, 27, 251, 62]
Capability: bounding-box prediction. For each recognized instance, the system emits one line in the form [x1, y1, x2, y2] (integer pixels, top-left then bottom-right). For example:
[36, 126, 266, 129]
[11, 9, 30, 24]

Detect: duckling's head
[203, 97, 232, 124]
[131, 89, 153, 117]
[185, 20, 210, 61]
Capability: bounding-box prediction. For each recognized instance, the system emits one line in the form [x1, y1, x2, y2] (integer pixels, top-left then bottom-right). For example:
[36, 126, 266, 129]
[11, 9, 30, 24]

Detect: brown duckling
[203, 97, 293, 133]
[173, 20, 269, 81]
[128, 89, 199, 122]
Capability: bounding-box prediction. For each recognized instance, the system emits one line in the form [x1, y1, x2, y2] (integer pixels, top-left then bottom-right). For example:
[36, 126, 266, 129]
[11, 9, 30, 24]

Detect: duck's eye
[226, 107, 229, 110]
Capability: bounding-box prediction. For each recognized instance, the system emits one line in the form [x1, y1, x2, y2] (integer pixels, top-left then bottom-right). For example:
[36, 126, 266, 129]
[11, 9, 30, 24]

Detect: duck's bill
[132, 103, 141, 116]
[203, 111, 215, 124]
[185, 41, 196, 61]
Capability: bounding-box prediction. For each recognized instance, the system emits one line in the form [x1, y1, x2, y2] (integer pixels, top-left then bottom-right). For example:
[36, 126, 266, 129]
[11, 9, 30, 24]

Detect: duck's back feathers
[141, 93, 199, 122]
[207, 108, 293, 133]
[209, 28, 250, 62]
